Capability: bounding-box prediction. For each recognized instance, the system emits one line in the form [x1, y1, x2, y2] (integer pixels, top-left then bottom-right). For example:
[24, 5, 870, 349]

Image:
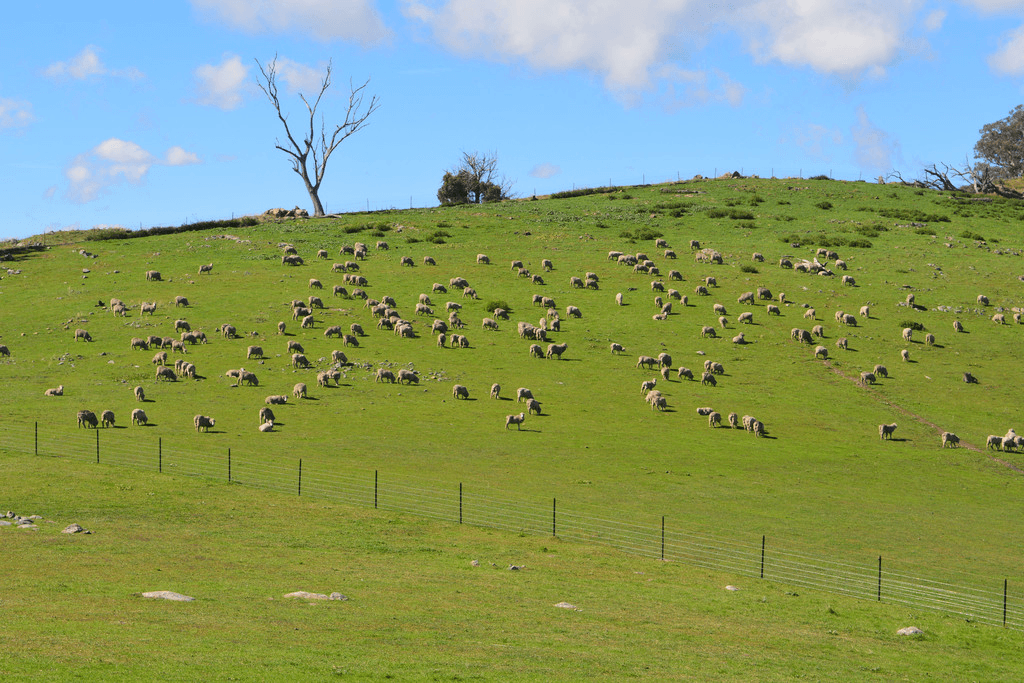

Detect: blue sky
[3, 1, 1024, 240]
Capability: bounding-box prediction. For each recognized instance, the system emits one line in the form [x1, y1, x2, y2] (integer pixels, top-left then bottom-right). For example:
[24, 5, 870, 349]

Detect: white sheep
[398, 369, 419, 385]
[453, 384, 469, 399]
[902, 327, 913, 342]
[610, 342, 625, 354]
[505, 413, 526, 430]
[814, 345, 828, 360]
[101, 410, 115, 428]
[490, 383, 501, 399]
[293, 383, 307, 399]
[878, 423, 898, 440]
[546, 342, 568, 359]
[677, 367, 693, 381]
[131, 409, 148, 426]
[987, 435, 1003, 450]
[516, 388, 533, 402]
[194, 415, 215, 432]
[44, 385, 64, 397]
[901, 349, 910, 362]
[134, 385, 145, 402]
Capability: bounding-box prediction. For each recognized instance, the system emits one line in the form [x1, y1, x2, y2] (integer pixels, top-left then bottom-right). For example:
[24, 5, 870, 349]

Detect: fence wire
[2, 420, 1019, 630]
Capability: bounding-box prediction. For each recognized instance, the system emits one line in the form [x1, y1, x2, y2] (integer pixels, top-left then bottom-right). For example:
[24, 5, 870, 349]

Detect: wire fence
[3, 419, 1020, 631]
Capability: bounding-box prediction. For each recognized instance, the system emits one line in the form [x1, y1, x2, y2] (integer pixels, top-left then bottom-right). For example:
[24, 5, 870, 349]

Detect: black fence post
[552, 498, 557, 537]
[227, 448, 231, 482]
[298, 459, 302, 496]
[159, 438, 162, 473]
[374, 470, 378, 509]
[761, 535, 766, 579]
[1005, 579, 1008, 628]
[661, 516, 665, 561]
[878, 556, 882, 601]
[459, 483, 463, 524]
[95, 429, 99, 464]
[34, 422, 37, 456]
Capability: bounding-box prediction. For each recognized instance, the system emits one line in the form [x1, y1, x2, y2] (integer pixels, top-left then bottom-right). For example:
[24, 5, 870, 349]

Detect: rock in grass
[897, 626, 923, 636]
[283, 591, 348, 601]
[62, 523, 84, 534]
[554, 602, 578, 610]
[142, 591, 195, 602]
[725, 585, 740, 591]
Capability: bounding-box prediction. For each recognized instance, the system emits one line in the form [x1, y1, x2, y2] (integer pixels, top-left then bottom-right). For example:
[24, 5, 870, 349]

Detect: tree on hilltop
[255, 56, 380, 217]
[437, 152, 513, 206]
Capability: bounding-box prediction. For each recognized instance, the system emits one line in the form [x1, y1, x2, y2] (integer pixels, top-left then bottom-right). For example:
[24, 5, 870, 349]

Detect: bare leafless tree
[255, 56, 380, 217]
[888, 160, 1022, 199]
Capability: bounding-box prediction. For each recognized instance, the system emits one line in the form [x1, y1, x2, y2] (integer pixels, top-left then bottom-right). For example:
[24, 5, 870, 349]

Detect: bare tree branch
[254, 56, 379, 216]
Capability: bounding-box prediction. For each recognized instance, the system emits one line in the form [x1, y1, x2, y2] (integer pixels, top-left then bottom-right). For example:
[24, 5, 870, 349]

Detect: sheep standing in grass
[77, 410, 98, 428]
[902, 328, 913, 342]
[134, 385, 145, 402]
[993, 313, 1006, 324]
[978, 294, 989, 305]
[701, 372, 717, 386]
[100, 410, 115, 428]
[610, 342, 625, 354]
[728, 412, 740, 429]
[738, 311, 753, 324]
[375, 369, 396, 383]
[677, 367, 693, 381]
[708, 412, 722, 428]
[860, 371, 876, 385]
[963, 372, 978, 384]
[490, 383, 501, 399]
[615, 292, 624, 306]
[194, 415, 215, 432]
[879, 423, 898, 440]
[516, 388, 534, 403]
[131, 409, 148, 426]
[640, 379, 657, 395]
[452, 385, 469, 399]
[941, 432, 959, 448]
[74, 329, 92, 342]
[505, 413, 526, 430]
[526, 398, 542, 415]
[814, 345, 828, 360]
[546, 342, 568, 359]
[528, 343, 543, 358]
[566, 305, 582, 318]
[398, 369, 419, 385]
[293, 383, 307, 399]
[155, 367, 177, 381]
[874, 364, 888, 379]
[836, 337, 848, 350]
[246, 345, 263, 359]
[987, 435, 1003, 450]
[701, 326, 716, 338]
[901, 349, 910, 362]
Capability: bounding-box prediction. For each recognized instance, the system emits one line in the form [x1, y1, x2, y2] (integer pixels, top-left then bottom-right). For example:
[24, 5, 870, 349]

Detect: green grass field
[2, 177, 1024, 678]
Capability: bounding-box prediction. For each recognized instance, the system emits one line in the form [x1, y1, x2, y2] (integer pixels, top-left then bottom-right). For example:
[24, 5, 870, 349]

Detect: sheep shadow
[139, 423, 157, 427]
[887, 437, 909, 442]
[300, 396, 320, 401]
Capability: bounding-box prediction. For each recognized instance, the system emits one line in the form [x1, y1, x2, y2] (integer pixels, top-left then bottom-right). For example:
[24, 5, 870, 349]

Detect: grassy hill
[2, 177, 1024, 678]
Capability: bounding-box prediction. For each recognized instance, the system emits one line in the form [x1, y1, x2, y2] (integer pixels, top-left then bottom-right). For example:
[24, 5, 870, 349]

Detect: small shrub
[899, 320, 926, 331]
[735, 221, 758, 230]
[816, 201, 833, 210]
[855, 225, 881, 238]
[436, 221, 452, 228]
[406, 237, 421, 244]
[343, 225, 366, 234]
[810, 174, 830, 181]
[484, 300, 512, 316]
[776, 199, 791, 205]
[621, 227, 664, 241]
[915, 226, 937, 236]
[739, 264, 759, 273]
[749, 195, 764, 205]
[960, 229, 986, 241]
[550, 186, 620, 199]
[779, 233, 801, 243]
[846, 238, 873, 248]
[773, 215, 796, 222]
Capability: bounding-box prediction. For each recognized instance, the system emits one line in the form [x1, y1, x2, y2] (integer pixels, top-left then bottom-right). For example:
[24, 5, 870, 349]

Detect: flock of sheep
[6, 217, 1017, 454]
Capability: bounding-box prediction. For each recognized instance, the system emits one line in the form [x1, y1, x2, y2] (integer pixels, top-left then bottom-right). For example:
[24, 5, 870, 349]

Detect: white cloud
[959, 0, 1024, 11]
[403, 0, 930, 98]
[988, 24, 1024, 75]
[657, 66, 747, 110]
[276, 57, 325, 94]
[190, 0, 390, 44]
[165, 146, 201, 166]
[530, 163, 561, 179]
[0, 97, 34, 129]
[44, 45, 144, 81]
[923, 9, 946, 31]
[65, 138, 201, 203]
[851, 107, 898, 173]
[195, 54, 249, 110]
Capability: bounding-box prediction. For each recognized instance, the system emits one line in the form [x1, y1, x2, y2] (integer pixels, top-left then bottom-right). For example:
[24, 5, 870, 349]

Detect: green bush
[899, 320, 926, 331]
[915, 227, 937, 236]
[846, 238, 873, 248]
[960, 230, 986, 241]
[735, 221, 758, 230]
[739, 264, 759, 273]
[620, 227, 664, 241]
[810, 174, 830, 181]
[708, 208, 754, 220]
[483, 300, 512, 316]
[816, 201, 833, 210]
[549, 186, 620, 199]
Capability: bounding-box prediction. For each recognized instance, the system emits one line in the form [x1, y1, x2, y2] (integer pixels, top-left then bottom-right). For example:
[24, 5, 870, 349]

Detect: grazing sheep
[709, 361, 724, 375]
[963, 372, 978, 384]
[246, 345, 264, 360]
[757, 287, 772, 300]
[713, 303, 727, 316]
[482, 318, 499, 331]
[677, 367, 694, 381]
[705, 276, 717, 287]
[293, 383, 307, 399]
[566, 305, 582, 318]
[836, 337, 848, 351]
[871, 364, 888, 379]
[134, 385, 145, 402]
[814, 345, 828, 360]
[901, 349, 910, 362]
[291, 353, 311, 369]
[74, 328, 92, 342]
[812, 325, 825, 338]
[541, 259, 553, 271]
[436, 332, 446, 348]
[343, 334, 360, 347]
[174, 319, 191, 333]
[924, 333, 935, 346]
[170, 340, 186, 354]
[375, 368, 396, 383]
[546, 342, 568, 359]
[529, 343, 544, 358]
[779, 257, 793, 269]
[766, 304, 780, 316]
[701, 326, 717, 338]
[77, 410, 99, 428]
[941, 432, 959, 448]
[987, 435, 1003, 450]
[978, 294, 989, 305]
[860, 371, 876, 385]
[694, 285, 709, 296]
[738, 311, 753, 325]
[637, 355, 658, 369]
[610, 342, 625, 354]
[701, 372, 717, 386]
[993, 313, 1006, 324]
[505, 412, 526, 430]
[804, 308, 816, 321]
[615, 292, 624, 306]
[878, 423, 897, 440]
[752, 252, 764, 262]
[155, 367, 177, 381]
[222, 324, 237, 339]
[737, 291, 755, 305]
[651, 280, 665, 292]
[727, 412, 740, 429]
[194, 415, 215, 432]
[146, 270, 161, 281]
[131, 408, 148, 426]
[708, 412, 722, 428]
[100, 410, 115, 428]
[718, 316, 729, 329]
[906, 293, 916, 307]
[842, 275, 855, 286]
[175, 295, 189, 307]
[397, 369, 419, 385]
[44, 385, 64, 397]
